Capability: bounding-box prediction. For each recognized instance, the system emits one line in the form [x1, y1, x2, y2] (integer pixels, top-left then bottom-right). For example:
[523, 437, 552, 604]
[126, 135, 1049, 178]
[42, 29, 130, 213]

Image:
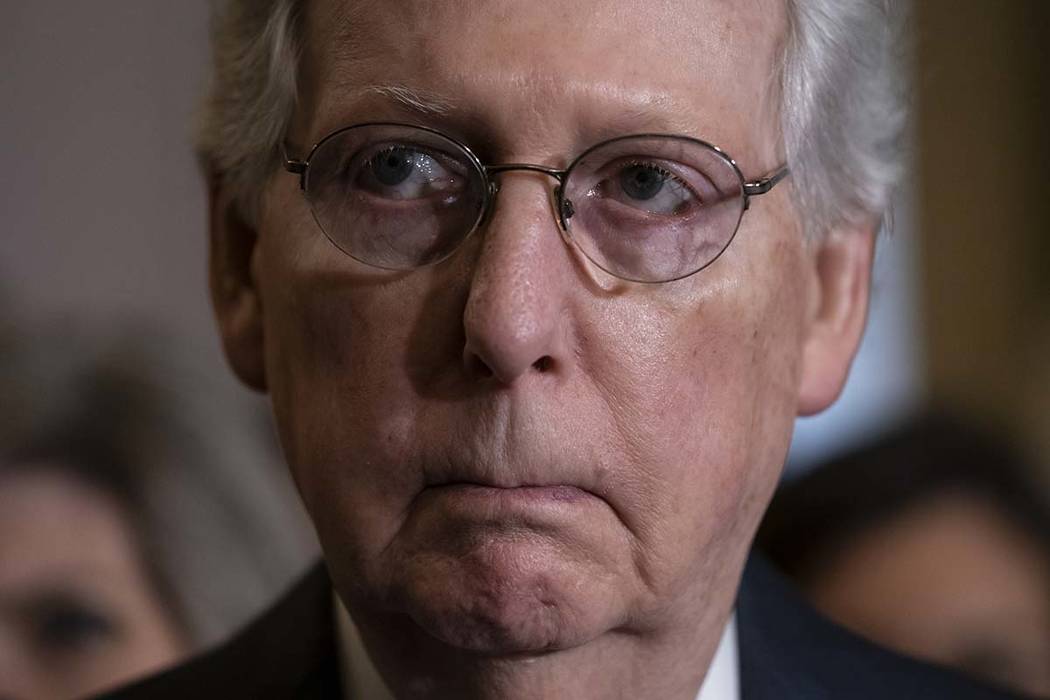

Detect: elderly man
[102, 1, 1019, 699]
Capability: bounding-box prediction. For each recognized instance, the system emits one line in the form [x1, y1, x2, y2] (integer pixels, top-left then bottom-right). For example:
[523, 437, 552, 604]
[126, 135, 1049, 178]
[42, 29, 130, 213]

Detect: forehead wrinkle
[494, 70, 695, 135]
[305, 0, 785, 163]
[319, 0, 387, 65]
[314, 71, 714, 159]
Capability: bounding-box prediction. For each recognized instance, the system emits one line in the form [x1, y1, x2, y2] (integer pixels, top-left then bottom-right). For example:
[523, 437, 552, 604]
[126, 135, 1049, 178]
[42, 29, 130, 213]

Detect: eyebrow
[356, 84, 459, 117]
[311, 83, 492, 154]
[351, 82, 691, 131]
[316, 81, 716, 158]
[585, 101, 697, 141]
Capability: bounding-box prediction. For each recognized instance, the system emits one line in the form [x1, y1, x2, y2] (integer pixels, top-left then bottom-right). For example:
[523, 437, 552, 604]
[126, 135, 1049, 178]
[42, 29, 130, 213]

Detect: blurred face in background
[214, 0, 872, 693]
[0, 467, 185, 700]
[808, 490, 1050, 697]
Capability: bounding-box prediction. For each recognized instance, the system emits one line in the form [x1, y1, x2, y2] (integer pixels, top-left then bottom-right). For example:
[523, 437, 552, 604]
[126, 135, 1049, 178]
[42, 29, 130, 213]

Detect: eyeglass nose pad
[554, 185, 575, 234]
[476, 179, 501, 227]
[482, 176, 573, 235]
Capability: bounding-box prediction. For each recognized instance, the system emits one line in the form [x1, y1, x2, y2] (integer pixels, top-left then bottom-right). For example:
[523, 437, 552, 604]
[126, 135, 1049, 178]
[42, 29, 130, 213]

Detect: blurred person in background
[758, 412, 1050, 697]
[0, 318, 316, 700]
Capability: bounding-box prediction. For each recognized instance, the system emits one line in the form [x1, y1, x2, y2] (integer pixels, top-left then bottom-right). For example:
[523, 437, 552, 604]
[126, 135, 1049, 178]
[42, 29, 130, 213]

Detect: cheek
[255, 230, 432, 553]
[583, 233, 808, 591]
[688, 244, 807, 509]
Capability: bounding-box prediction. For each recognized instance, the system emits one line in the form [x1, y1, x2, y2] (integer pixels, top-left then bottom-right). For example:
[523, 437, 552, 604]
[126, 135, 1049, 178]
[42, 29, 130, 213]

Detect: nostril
[467, 353, 494, 379]
[533, 356, 554, 373]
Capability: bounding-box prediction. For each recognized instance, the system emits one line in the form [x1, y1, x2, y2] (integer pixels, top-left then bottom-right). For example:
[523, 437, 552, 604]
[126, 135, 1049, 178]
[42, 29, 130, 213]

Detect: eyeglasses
[283, 123, 788, 283]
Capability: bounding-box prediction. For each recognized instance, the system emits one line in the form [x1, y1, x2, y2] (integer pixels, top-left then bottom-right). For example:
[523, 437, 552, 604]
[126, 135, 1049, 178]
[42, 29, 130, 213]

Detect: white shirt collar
[335, 594, 739, 700]
[698, 613, 740, 700]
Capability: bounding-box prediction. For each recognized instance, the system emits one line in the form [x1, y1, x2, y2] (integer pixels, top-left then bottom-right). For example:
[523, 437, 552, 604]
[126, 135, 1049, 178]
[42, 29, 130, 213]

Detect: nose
[462, 176, 572, 385]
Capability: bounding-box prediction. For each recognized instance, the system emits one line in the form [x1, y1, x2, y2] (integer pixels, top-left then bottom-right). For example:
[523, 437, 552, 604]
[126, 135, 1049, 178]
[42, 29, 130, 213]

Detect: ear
[796, 221, 877, 416]
[208, 178, 268, 392]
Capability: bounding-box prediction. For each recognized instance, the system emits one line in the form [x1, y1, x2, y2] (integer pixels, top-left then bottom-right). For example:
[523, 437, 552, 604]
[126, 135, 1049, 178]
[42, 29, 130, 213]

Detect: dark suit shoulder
[97, 553, 1029, 700]
[737, 555, 1027, 700]
[93, 561, 341, 700]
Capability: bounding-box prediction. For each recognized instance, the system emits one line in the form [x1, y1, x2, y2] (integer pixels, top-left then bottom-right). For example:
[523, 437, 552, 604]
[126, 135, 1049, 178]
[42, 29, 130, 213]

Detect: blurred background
[1, 1, 1047, 698]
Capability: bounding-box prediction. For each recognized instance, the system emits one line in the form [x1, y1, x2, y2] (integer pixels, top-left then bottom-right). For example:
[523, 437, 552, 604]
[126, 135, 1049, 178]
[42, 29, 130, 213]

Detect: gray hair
[198, 0, 909, 238]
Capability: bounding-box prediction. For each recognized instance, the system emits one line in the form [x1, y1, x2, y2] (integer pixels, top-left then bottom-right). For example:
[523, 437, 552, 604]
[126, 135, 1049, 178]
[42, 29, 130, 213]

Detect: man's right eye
[353, 145, 464, 201]
[368, 146, 419, 186]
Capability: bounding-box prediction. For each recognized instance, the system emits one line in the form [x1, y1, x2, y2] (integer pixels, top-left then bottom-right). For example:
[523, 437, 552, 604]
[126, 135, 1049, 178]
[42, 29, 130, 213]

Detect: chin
[391, 536, 619, 655]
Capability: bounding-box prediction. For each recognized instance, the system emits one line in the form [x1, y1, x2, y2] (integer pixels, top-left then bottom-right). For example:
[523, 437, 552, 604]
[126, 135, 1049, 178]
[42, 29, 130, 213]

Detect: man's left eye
[596, 161, 703, 216]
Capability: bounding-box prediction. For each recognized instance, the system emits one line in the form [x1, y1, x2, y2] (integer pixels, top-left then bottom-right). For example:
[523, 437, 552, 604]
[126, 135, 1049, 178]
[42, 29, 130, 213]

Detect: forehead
[0, 469, 132, 588]
[299, 0, 785, 165]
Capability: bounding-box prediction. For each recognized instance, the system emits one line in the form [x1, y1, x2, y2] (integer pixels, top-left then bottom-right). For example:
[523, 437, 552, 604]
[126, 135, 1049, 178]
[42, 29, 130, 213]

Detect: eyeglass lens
[302, 125, 746, 282]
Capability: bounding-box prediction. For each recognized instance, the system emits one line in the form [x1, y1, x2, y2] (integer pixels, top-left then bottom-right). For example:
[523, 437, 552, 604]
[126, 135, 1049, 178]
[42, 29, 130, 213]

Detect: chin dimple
[429, 589, 571, 654]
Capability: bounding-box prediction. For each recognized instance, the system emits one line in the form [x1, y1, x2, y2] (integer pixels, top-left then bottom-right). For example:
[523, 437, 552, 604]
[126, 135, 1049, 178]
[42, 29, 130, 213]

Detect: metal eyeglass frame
[283, 122, 790, 283]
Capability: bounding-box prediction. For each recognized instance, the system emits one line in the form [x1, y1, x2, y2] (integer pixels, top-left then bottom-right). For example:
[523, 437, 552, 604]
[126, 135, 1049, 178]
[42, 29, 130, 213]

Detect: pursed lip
[425, 481, 593, 503]
[416, 458, 632, 532]
[422, 458, 603, 498]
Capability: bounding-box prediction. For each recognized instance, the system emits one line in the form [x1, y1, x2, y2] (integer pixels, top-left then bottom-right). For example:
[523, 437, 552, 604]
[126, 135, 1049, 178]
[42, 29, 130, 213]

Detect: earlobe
[796, 222, 877, 416]
[209, 180, 268, 392]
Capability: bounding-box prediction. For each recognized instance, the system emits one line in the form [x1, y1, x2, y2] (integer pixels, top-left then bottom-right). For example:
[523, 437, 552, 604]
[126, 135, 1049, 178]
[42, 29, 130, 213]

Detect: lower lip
[430, 483, 592, 505]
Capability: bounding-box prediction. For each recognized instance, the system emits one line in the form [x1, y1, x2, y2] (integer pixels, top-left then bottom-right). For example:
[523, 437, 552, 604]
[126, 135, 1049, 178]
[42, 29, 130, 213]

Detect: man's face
[223, 0, 865, 655]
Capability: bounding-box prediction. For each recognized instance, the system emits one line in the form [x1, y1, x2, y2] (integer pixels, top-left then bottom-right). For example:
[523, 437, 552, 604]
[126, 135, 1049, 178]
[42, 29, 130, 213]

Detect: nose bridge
[482, 164, 569, 234]
[462, 173, 572, 385]
[486, 162, 567, 182]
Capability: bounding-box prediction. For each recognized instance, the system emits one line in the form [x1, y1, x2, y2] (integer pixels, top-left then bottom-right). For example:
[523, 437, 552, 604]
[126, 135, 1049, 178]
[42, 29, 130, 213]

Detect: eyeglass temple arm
[742, 166, 789, 209]
[282, 142, 309, 189]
